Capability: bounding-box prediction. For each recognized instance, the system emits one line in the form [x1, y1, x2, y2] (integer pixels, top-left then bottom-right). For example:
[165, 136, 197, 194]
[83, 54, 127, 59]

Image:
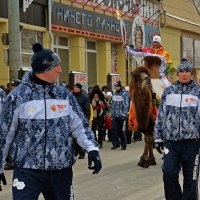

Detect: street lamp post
[8, 0, 21, 81]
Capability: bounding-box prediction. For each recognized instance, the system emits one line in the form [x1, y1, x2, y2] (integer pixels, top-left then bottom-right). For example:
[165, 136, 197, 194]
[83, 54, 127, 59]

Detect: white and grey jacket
[154, 80, 200, 142]
[112, 88, 129, 119]
[0, 88, 6, 117]
[0, 73, 98, 173]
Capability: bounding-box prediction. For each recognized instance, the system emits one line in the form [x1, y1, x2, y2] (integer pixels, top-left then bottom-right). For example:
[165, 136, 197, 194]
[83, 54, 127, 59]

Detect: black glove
[88, 150, 102, 174]
[0, 173, 7, 191]
[122, 116, 126, 121]
[155, 142, 164, 154]
[152, 93, 157, 101]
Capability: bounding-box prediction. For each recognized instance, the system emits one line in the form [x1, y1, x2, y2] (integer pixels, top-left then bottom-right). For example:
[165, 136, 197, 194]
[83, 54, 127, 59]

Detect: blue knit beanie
[115, 81, 122, 87]
[31, 43, 61, 74]
[177, 59, 192, 74]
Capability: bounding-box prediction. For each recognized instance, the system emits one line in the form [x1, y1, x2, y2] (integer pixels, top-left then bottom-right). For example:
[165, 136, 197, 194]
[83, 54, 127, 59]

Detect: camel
[129, 56, 165, 168]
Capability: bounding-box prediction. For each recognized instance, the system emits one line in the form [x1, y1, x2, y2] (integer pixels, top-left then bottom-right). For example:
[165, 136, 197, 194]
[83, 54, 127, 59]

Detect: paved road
[1, 141, 169, 200]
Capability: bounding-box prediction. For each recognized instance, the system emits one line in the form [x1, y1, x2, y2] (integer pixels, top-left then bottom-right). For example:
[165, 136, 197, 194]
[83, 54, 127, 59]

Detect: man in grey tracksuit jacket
[0, 43, 102, 200]
[154, 59, 200, 200]
[111, 81, 129, 150]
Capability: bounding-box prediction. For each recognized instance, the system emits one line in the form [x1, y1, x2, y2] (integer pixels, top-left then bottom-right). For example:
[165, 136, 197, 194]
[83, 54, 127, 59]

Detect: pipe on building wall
[48, 0, 53, 49]
[8, 0, 21, 80]
[167, 13, 200, 27]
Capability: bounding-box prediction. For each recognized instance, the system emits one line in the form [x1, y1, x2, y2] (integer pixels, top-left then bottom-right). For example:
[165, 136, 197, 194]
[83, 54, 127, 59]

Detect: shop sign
[23, 0, 34, 12]
[107, 73, 121, 91]
[111, 74, 121, 91]
[74, 73, 88, 92]
[111, 75, 121, 85]
[52, 2, 132, 38]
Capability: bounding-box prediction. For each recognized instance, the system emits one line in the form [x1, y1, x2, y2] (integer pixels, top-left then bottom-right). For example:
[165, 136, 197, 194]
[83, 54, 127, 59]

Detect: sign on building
[69, 71, 88, 92]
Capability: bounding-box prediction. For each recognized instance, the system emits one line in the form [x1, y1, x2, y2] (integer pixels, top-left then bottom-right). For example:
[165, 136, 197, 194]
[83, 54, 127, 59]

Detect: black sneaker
[4, 163, 14, 170]
[121, 147, 126, 150]
[111, 145, 120, 150]
[78, 154, 85, 159]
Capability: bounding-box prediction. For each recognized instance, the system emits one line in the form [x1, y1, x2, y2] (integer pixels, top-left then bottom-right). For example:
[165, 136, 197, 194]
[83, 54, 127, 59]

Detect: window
[86, 41, 97, 87]
[21, 29, 43, 69]
[181, 37, 194, 66]
[87, 41, 96, 50]
[54, 36, 69, 83]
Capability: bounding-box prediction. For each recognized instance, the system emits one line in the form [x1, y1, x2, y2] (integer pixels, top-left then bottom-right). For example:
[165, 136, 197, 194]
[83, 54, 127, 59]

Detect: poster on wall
[107, 73, 121, 91]
[131, 15, 146, 49]
[182, 37, 194, 66]
[69, 71, 88, 92]
[131, 15, 145, 68]
[144, 25, 160, 47]
[194, 40, 200, 68]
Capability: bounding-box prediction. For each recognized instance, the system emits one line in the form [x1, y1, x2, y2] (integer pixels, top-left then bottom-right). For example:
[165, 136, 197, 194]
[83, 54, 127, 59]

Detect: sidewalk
[1, 141, 168, 200]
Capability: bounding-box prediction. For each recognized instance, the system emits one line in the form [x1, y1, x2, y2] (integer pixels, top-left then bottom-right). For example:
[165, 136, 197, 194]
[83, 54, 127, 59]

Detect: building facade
[0, 0, 48, 85]
[0, 0, 161, 89]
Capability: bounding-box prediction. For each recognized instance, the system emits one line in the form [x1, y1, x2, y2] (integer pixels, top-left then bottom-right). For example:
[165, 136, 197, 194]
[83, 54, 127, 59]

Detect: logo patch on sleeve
[13, 178, 25, 190]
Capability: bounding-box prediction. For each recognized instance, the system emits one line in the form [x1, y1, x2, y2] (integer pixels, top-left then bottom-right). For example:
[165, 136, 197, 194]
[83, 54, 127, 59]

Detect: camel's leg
[148, 135, 157, 166]
[137, 136, 150, 168]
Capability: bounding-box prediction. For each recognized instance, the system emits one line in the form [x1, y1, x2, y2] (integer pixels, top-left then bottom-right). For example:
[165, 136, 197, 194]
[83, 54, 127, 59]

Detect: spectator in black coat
[73, 83, 91, 159]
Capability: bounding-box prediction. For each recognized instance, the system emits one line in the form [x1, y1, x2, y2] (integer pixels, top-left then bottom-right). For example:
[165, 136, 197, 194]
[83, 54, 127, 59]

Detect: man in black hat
[0, 43, 102, 199]
[73, 82, 90, 159]
[73, 83, 90, 120]
[10, 79, 21, 91]
[154, 59, 200, 200]
[6, 79, 21, 93]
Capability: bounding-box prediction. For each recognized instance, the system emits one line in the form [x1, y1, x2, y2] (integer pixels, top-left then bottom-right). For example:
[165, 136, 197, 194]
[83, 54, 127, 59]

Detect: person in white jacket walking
[0, 43, 102, 200]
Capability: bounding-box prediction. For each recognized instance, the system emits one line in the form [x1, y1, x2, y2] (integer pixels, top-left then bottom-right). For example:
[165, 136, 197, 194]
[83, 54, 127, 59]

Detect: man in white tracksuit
[0, 43, 102, 200]
[154, 60, 200, 200]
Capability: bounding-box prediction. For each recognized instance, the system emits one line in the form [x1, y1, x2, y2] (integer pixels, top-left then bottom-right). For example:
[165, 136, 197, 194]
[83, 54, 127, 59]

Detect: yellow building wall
[163, 0, 200, 34]
[97, 40, 111, 87]
[161, 26, 181, 81]
[0, 20, 9, 85]
[161, 0, 200, 82]
[69, 36, 86, 72]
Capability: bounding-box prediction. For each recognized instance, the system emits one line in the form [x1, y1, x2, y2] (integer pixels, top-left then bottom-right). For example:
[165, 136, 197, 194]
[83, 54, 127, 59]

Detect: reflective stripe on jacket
[0, 73, 98, 173]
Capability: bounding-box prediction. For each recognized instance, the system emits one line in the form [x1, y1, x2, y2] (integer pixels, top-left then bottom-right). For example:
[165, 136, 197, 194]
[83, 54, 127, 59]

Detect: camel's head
[130, 66, 152, 91]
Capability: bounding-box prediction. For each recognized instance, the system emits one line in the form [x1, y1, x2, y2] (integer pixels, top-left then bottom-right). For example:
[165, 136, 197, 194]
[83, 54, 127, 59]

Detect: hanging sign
[107, 73, 121, 91]
[69, 71, 88, 92]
